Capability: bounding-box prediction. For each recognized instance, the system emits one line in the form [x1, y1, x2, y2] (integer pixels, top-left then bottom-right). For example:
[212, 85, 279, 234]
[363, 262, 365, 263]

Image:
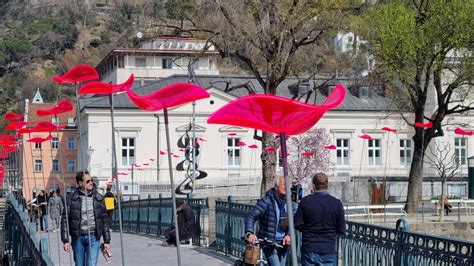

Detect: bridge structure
[2, 193, 474, 265]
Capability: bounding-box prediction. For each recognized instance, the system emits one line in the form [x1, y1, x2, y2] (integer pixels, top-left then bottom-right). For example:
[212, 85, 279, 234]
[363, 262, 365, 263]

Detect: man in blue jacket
[245, 175, 291, 266]
[295, 172, 345, 266]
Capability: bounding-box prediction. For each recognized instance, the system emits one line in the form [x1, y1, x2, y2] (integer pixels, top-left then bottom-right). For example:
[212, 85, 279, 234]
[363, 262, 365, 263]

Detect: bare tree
[425, 141, 461, 221]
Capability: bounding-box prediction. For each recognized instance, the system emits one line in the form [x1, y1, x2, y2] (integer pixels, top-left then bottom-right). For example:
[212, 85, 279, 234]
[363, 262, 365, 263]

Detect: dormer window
[162, 58, 173, 69]
[360, 86, 369, 97]
[67, 118, 75, 127]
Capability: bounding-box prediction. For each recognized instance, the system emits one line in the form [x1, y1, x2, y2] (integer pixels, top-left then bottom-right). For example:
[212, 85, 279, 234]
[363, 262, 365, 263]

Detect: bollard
[457, 202, 460, 222]
[422, 202, 426, 219]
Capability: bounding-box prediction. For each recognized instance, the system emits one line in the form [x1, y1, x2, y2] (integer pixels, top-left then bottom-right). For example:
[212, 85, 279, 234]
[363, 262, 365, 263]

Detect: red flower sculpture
[17, 128, 34, 134]
[248, 144, 258, 149]
[359, 134, 373, 140]
[302, 152, 314, 157]
[4, 112, 24, 121]
[37, 100, 74, 116]
[124, 83, 210, 111]
[78, 75, 135, 95]
[27, 135, 52, 143]
[207, 84, 346, 135]
[160, 151, 166, 155]
[415, 122, 433, 129]
[381, 127, 397, 133]
[324, 145, 337, 150]
[33, 121, 65, 132]
[5, 121, 28, 131]
[228, 133, 237, 136]
[52, 65, 99, 84]
[236, 141, 246, 147]
[454, 127, 474, 136]
[264, 147, 276, 152]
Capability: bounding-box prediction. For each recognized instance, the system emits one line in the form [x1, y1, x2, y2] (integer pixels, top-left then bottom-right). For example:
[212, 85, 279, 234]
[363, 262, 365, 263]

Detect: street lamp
[468, 156, 474, 199]
[87, 146, 94, 171]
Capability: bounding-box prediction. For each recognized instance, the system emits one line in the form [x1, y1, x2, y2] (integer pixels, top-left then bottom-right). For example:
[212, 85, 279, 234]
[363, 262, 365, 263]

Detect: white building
[79, 74, 473, 202]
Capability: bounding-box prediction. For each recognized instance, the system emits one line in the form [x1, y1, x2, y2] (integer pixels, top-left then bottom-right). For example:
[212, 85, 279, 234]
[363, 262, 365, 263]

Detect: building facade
[21, 95, 79, 201]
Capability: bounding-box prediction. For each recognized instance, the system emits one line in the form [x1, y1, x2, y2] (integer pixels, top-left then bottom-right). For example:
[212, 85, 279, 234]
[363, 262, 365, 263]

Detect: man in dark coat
[163, 199, 195, 246]
[61, 171, 111, 266]
[294, 173, 345, 266]
[245, 175, 291, 266]
[37, 190, 49, 232]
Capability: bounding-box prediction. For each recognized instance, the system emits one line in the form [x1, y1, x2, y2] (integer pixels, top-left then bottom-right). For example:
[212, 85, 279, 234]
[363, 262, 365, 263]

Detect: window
[162, 58, 173, 69]
[51, 137, 59, 149]
[121, 138, 135, 166]
[67, 160, 76, 172]
[67, 137, 76, 150]
[135, 57, 146, 67]
[35, 142, 42, 149]
[34, 160, 42, 172]
[227, 138, 241, 166]
[368, 139, 382, 165]
[360, 86, 369, 97]
[51, 116, 59, 125]
[400, 139, 412, 166]
[454, 137, 467, 165]
[189, 59, 200, 71]
[52, 159, 59, 172]
[336, 139, 350, 166]
[67, 118, 75, 127]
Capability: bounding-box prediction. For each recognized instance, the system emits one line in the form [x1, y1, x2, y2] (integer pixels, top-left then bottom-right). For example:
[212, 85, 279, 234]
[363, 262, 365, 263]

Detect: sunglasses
[84, 179, 93, 184]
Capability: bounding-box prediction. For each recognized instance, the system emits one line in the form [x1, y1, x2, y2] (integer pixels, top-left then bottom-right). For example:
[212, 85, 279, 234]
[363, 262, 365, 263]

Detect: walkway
[43, 231, 233, 266]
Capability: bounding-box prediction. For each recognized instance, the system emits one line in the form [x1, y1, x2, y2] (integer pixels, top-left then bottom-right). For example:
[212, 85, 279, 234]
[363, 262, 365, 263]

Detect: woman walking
[49, 189, 64, 232]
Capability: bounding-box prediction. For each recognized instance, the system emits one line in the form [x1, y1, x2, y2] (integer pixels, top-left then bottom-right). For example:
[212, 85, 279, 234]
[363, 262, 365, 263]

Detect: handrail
[4, 194, 54, 265]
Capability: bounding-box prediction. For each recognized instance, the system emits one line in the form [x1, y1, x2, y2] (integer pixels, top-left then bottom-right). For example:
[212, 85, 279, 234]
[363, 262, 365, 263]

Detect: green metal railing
[4, 194, 54, 265]
[216, 197, 474, 266]
[111, 194, 208, 246]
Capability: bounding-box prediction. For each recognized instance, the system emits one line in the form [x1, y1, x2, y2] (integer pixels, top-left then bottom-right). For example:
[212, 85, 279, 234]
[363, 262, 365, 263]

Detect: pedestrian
[49, 189, 63, 232]
[245, 175, 291, 266]
[441, 195, 452, 216]
[162, 199, 195, 246]
[61, 171, 111, 266]
[104, 187, 116, 223]
[294, 173, 346, 266]
[37, 190, 49, 232]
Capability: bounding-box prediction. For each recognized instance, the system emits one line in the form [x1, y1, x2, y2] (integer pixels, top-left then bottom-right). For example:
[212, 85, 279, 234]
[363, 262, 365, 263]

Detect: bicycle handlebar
[241, 236, 284, 248]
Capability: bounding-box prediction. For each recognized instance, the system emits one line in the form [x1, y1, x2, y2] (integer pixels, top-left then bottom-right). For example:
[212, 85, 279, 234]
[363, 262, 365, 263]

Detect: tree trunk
[260, 131, 277, 196]
[405, 133, 425, 213]
[439, 180, 445, 222]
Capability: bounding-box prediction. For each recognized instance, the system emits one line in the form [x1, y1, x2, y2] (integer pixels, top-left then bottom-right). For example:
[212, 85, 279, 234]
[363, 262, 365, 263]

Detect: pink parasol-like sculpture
[208, 84, 346, 265]
[123, 82, 210, 265]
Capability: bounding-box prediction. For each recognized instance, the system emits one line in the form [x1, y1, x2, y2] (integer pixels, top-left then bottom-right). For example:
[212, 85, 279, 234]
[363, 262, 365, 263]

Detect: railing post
[457, 202, 460, 222]
[158, 193, 162, 235]
[147, 194, 151, 234]
[422, 202, 425, 223]
[137, 196, 141, 233]
[225, 196, 233, 256]
[394, 219, 409, 266]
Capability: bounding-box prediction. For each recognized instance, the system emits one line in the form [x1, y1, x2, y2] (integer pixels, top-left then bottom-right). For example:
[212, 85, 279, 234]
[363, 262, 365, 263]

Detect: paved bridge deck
[43, 231, 233, 266]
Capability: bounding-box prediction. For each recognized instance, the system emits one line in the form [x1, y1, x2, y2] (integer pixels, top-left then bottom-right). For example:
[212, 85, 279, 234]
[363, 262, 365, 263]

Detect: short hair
[76, 171, 90, 183]
[56, 188, 60, 194]
[312, 173, 328, 190]
[106, 187, 111, 192]
[274, 175, 284, 187]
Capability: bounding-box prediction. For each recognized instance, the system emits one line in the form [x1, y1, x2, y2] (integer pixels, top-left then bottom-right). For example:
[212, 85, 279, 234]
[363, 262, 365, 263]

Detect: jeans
[302, 252, 337, 266]
[71, 234, 101, 266]
[40, 215, 48, 231]
[262, 246, 289, 266]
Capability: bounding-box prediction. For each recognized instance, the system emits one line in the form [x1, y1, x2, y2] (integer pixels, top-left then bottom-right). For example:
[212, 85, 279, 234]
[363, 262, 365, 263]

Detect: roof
[27, 102, 77, 128]
[79, 74, 399, 112]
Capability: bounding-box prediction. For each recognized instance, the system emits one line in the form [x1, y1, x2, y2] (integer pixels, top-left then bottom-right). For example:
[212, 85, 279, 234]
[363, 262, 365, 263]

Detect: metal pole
[76, 85, 93, 266]
[132, 164, 134, 200]
[155, 114, 160, 183]
[108, 94, 126, 266]
[383, 132, 390, 224]
[191, 101, 196, 197]
[164, 108, 182, 266]
[279, 132, 297, 266]
[38, 146, 51, 255]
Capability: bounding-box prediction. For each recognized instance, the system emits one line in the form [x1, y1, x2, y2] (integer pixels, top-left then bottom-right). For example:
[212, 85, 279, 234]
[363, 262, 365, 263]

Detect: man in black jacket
[294, 173, 345, 266]
[163, 199, 195, 246]
[61, 171, 111, 266]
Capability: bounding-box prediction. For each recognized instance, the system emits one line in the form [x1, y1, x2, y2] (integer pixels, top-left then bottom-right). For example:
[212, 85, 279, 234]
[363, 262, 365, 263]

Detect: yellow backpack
[104, 197, 115, 210]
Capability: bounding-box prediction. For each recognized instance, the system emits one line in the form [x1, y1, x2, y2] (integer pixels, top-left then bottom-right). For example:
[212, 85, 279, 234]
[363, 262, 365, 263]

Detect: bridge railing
[111, 194, 209, 246]
[4, 194, 54, 265]
[215, 197, 474, 266]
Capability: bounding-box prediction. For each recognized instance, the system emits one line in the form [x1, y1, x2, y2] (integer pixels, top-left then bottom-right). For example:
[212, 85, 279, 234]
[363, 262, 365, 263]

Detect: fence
[111, 194, 209, 246]
[3, 194, 54, 265]
[215, 197, 474, 265]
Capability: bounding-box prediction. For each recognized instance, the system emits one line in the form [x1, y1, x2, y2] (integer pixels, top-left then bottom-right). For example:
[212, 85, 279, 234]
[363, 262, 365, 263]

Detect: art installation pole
[155, 114, 160, 183]
[38, 144, 52, 255]
[164, 108, 182, 266]
[108, 93, 126, 266]
[279, 132, 298, 266]
[191, 101, 196, 197]
[356, 140, 365, 206]
[54, 114, 73, 265]
[48, 134, 61, 264]
[27, 134, 43, 240]
[382, 132, 390, 224]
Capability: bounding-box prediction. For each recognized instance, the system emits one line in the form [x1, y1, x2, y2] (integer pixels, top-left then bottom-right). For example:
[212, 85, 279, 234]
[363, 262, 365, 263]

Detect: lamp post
[468, 156, 474, 199]
[87, 146, 94, 172]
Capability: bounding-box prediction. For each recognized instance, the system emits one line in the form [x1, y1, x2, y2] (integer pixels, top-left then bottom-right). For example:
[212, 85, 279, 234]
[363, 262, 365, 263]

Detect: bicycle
[234, 237, 284, 266]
